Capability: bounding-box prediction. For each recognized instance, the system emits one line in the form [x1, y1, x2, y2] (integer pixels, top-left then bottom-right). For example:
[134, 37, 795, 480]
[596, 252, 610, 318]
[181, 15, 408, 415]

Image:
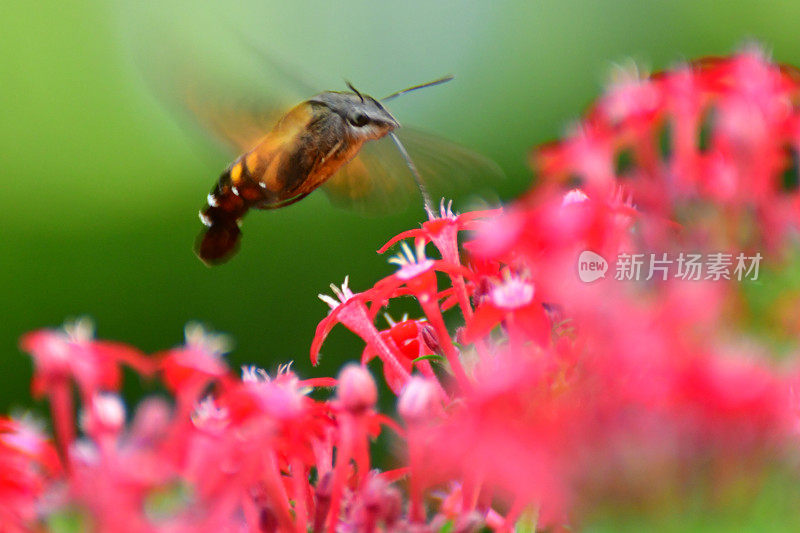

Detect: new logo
[577, 250, 608, 283]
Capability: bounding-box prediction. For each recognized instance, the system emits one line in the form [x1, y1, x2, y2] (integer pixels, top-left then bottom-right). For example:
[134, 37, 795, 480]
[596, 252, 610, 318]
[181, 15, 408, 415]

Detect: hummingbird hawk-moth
[123, 20, 502, 265]
[197, 77, 459, 264]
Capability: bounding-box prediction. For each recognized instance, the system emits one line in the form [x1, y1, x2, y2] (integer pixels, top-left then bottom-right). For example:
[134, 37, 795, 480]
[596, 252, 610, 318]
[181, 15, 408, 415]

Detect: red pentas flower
[377, 316, 436, 362]
[322, 365, 384, 531]
[380, 199, 500, 322]
[414, 50, 800, 527]
[69, 401, 173, 533]
[536, 122, 618, 196]
[312, 276, 415, 392]
[19, 318, 150, 459]
[413, 348, 574, 529]
[221, 363, 332, 441]
[397, 376, 448, 523]
[468, 187, 638, 309]
[462, 269, 550, 347]
[595, 62, 663, 128]
[20, 318, 151, 399]
[313, 276, 376, 364]
[362, 315, 439, 393]
[158, 323, 230, 395]
[379, 198, 501, 272]
[8, 50, 800, 532]
[375, 240, 475, 390]
[533, 47, 800, 249]
[374, 239, 473, 303]
[183, 364, 336, 532]
[470, 187, 636, 267]
[156, 323, 233, 453]
[81, 392, 126, 442]
[0, 417, 58, 530]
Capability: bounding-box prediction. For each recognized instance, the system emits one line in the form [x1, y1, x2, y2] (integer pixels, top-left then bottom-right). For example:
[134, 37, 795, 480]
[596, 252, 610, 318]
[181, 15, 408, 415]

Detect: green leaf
[413, 353, 446, 363]
[438, 520, 455, 533]
[47, 508, 90, 533]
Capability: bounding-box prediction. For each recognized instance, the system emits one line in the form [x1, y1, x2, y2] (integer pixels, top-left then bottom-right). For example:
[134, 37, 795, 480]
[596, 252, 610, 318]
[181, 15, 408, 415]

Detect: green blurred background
[3, 0, 800, 415]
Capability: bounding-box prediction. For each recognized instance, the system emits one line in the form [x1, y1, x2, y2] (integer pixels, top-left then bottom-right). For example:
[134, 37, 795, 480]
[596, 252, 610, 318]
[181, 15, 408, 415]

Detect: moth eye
[350, 114, 369, 127]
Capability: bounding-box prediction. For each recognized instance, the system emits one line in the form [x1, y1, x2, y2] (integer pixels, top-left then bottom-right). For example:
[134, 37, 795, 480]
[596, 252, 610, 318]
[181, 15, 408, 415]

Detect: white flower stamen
[562, 188, 589, 206]
[490, 274, 535, 310]
[185, 323, 231, 355]
[318, 276, 355, 310]
[383, 312, 411, 328]
[388, 241, 434, 280]
[191, 396, 229, 431]
[428, 198, 458, 221]
[63, 317, 95, 343]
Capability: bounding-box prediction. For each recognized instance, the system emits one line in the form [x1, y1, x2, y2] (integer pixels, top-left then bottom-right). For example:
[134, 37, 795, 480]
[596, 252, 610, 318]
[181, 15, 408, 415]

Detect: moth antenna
[389, 132, 434, 216]
[345, 81, 365, 103]
[381, 74, 454, 102]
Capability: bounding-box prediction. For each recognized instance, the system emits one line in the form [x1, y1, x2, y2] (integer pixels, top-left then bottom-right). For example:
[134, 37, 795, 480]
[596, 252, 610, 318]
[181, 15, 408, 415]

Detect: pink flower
[312, 277, 413, 391]
[379, 199, 501, 325]
[376, 241, 475, 391]
[158, 323, 230, 396]
[398, 377, 447, 523]
[0, 417, 57, 529]
[19, 319, 150, 459]
[398, 377, 445, 424]
[596, 62, 662, 126]
[8, 49, 800, 532]
[379, 198, 500, 273]
[324, 366, 381, 530]
[533, 47, 800, 249]
[462, 271, 550, 347]
[20, 318, 150, 399]
[362, 316, 438, 393]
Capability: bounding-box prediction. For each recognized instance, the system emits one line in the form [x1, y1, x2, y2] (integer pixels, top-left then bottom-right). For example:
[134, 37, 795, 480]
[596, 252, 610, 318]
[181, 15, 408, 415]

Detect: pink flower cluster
[5, 49, 800, 531]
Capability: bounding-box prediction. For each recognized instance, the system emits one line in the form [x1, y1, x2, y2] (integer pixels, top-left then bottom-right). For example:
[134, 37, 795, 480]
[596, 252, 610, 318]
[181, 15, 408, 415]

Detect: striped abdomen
[195, 102, 362, 265]
[195, 158, 261, 265]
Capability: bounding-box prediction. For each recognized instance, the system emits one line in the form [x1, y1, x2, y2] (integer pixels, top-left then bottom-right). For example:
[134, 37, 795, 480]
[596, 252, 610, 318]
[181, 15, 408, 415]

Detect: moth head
[312, 90, 399, 140]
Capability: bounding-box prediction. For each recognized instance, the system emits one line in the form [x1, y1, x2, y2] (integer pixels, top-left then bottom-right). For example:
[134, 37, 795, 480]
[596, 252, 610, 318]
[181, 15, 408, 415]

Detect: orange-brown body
[197, 94, 397, 264]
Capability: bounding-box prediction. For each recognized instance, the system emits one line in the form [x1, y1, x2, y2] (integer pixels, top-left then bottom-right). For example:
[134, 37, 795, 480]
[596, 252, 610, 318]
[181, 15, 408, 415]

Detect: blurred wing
[182, 88, 286, 154]
[182, 37, 323, 154]
[322, 127, 504, 215]
[395, 127, 505, 200]
[119, 1, 316, 155]
[322, 138, 418, 215]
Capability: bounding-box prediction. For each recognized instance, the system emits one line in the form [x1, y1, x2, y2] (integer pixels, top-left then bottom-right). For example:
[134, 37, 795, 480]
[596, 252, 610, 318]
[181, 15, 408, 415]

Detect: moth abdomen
[195, 162, 253, 265]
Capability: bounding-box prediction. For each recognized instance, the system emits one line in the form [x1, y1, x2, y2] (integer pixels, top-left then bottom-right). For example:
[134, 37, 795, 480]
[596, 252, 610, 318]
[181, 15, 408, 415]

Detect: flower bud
[398, 377, 442, 423]
[337, 365, 377, 413]
[419, 323, 440, 355]
[561, 188, 589, 205]
[82, 393, 125, 437]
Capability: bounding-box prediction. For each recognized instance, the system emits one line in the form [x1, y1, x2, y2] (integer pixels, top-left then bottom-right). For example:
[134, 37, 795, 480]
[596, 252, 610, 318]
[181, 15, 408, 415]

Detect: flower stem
[49, 380, 74, 467]
[291, 457, 309, 533]
[327, 416, 355, 531]
[420, 300, 471, 392]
